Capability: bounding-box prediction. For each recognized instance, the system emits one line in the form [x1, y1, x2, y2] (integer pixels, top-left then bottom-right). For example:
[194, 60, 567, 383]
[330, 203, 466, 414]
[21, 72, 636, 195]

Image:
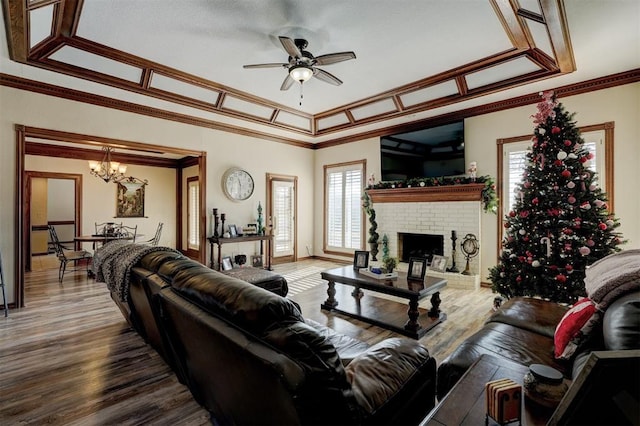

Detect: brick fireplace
[367, 185, 483, 290]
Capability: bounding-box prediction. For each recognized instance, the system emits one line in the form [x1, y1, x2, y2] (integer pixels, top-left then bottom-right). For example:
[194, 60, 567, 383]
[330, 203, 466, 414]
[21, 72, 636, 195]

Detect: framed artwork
[251, 255, 263, 268]
[221, 256, 233, 271]
[228, 224, 238, 237]
[116, 181, 145, 218]
[430, 254, 448, 273]
[408, 257, 427, 280]
[353, 250, 369, 269]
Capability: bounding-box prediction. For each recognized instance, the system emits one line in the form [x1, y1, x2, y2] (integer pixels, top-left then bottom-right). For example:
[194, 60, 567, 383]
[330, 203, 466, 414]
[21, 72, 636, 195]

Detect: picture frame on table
[251, 255, 263, 268]
[353, 250, 369, 269]
[430, 254, 448, 273]
[221, 256, 233, 271]
[408, 257, 427, 280]
[228, 224, 238, 237]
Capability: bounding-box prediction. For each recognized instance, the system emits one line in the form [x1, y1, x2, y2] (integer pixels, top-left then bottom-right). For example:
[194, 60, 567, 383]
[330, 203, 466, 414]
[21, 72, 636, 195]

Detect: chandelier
[88, 146, 147, 186]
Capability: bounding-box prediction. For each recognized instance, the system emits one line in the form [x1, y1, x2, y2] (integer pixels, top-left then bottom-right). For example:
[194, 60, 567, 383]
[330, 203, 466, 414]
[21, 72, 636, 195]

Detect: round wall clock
[222, 167, 254, 201]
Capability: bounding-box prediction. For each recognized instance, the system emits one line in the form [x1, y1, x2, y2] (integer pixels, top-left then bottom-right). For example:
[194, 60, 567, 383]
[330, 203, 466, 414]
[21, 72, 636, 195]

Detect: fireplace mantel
[367, 183, 485, 203]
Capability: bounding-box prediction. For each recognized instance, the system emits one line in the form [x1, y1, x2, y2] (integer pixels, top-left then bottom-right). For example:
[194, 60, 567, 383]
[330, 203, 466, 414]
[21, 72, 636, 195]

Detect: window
[501, 130, 606, 217]
[324, 160, 365, 254]
[187, 177, 199, 250]
[498, 123, 613, 247]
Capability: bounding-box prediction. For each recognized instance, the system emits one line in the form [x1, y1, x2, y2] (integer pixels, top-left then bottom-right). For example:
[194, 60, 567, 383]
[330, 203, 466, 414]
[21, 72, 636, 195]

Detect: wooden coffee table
[320, 266, 447, 339]
[421, 355, 559, 425]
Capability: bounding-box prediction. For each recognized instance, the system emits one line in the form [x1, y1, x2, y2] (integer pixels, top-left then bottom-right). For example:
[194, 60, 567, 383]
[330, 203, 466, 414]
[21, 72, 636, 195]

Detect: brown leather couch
[436, 291, 640, 400]
[107, 248, 438, 425]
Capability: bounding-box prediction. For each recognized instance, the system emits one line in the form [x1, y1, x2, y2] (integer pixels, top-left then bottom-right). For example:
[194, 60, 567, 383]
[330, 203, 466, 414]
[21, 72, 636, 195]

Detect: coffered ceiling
[2, 0, 639, 145]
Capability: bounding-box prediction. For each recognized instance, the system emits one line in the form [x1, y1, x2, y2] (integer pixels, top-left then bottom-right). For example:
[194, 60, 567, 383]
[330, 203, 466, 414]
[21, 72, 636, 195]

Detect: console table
[208, 235, 272, 271]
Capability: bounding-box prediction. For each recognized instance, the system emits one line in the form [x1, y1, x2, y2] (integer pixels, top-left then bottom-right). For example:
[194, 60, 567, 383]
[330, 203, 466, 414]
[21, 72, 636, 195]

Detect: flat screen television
[380, 121, 465, 181]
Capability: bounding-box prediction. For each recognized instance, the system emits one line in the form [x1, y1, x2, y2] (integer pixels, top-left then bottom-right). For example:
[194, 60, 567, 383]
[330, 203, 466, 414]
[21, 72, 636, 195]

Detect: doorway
[266, 173, 297, 264]
[14, 125, 207, 308]
[25, 172, 82, 273]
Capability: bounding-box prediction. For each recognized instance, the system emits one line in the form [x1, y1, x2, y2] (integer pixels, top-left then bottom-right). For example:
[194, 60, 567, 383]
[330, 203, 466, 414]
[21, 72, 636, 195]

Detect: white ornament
[557, 151, 568, 160]
[567, 182, 576, 189]
[589, 183, 597, 191]
[567, 153, 578, 159]
[420, 181, 425, 187]
[519, 229, 526, 235]
[532, 260, 541, 267]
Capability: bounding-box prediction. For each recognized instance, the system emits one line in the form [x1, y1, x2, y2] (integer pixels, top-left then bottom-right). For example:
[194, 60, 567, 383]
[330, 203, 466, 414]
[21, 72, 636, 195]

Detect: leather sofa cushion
[305, 318, 371, 366]
[262, 321, 363, 424]
[603, 290, 640, 350]
[345, 338, 431, 415]
[486, 297, 569, 338]
[139, 250, 185, 272]
[171, 268, 303, 335]
[437, 321, 569, 399]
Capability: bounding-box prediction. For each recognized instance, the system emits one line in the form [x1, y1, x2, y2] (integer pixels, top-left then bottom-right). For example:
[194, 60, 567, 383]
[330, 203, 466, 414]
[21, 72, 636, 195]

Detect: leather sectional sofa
[437, 289, 640, 401]
[96, 246, 438, 425]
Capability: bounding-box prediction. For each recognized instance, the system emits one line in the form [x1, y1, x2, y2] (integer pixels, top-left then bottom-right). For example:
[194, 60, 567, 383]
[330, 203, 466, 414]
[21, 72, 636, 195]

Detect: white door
[271, 179, 295, 259]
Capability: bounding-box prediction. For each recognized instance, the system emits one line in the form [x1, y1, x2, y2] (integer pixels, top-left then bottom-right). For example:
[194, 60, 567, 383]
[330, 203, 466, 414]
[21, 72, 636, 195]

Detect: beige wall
[0, 86, 315, 304]
[1, 83, 637, 304]
[314, 83, 640, 282]
[25, 155, 177, 249]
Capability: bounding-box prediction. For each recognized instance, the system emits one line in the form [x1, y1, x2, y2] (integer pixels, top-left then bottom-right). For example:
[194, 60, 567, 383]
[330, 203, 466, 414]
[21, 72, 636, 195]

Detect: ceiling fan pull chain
[299, 82, 304, 106]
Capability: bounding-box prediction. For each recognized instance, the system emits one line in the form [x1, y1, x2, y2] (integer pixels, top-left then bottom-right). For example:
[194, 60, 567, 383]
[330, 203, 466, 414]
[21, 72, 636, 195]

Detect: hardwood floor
[1, 257, 495, 425]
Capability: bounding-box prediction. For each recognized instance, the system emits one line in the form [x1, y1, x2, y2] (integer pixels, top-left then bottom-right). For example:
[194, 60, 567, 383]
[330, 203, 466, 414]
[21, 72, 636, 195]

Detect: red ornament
[563, 228, 573, 235]
[566, 265, 574, 272]
[509, 210, 516, 217]
[599, 223, 607, 230]
[552, 126, 561, 134]
[554, 160, 563, 166]
[564, 140, 572, 146]
[550, 265, 558, 270]
[556, 274, 567, 282]
[561, 170, 571, 178]
[519, 210, 530, 218]
[532, 197, 539, 205]
[579, 156, 588, 163]
[516, 276, 522, 282]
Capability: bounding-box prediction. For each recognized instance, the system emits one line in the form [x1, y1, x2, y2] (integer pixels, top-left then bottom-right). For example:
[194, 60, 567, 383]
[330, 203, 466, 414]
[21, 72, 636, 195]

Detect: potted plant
[382, 256, 398, 273]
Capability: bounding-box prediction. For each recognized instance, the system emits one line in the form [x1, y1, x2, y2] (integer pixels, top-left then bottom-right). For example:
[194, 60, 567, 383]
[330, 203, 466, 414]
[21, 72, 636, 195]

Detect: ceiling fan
[243, 36, 356, 91]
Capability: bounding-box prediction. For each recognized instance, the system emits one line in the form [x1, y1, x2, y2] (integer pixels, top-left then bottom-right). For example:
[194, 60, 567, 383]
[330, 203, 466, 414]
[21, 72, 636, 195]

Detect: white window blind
[187, 179, 199, 250]
[325, 163, 363, 252]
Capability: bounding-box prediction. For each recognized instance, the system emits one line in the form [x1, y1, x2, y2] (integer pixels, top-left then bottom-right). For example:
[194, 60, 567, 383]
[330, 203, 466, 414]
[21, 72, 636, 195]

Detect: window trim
[323, 159, 366, 256]
[496, 122, 614, 259]
[187, 176, 200, 251]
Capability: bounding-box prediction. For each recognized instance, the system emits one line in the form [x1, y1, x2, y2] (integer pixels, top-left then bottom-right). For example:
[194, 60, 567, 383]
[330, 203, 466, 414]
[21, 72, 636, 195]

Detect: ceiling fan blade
[280, 74, 295, 91]
[279, 36, 301, 58]
[313, 68, 343, 86]
[314, 51, 356, 66]
[243, 63, 288, 69]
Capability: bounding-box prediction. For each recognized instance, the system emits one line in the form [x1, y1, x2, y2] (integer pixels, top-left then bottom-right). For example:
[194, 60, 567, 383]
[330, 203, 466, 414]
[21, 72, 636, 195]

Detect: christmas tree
[489, 91, 624, 304]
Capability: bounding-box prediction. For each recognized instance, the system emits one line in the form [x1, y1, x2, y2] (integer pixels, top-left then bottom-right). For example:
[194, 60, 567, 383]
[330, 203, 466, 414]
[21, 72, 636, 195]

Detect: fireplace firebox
[398, 233, 444, 263]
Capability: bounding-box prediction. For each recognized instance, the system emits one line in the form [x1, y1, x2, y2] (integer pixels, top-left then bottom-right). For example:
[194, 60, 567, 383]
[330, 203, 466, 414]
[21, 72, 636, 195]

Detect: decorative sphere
[557, 151, 568, 160]
[568, 196, 576, 204]
[568, 153, 578, 159]
[519, 229, 526, 235]
[567, 182, 576, 189]
[606, 219, 614, 227]
[420, 182, 425, 187]
[587, 239, 596, 247]
[579, 246, 591, 256]
[589, 183, 597, 191]
[532, 260, 541, 267]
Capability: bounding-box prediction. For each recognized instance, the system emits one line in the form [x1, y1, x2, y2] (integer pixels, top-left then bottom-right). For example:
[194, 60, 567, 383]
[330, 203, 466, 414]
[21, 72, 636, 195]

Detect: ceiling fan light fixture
[289, 65, 313, 82]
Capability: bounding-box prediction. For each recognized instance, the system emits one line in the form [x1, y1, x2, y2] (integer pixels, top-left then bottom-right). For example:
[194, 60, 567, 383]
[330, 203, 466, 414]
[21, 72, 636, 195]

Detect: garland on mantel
[367, 175, 498, 214]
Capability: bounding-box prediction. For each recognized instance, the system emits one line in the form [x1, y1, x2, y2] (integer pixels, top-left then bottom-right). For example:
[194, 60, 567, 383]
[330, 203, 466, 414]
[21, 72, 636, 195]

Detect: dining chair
[95, 222, 121, 236]
[117, 224, 138, 242]
[141, 222, 163, 246]
[48, 225, 92, 283]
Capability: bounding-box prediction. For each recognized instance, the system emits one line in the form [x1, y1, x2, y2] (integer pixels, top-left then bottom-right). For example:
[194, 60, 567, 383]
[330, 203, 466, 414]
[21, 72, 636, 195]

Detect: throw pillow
[554, 298, 601, 360]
